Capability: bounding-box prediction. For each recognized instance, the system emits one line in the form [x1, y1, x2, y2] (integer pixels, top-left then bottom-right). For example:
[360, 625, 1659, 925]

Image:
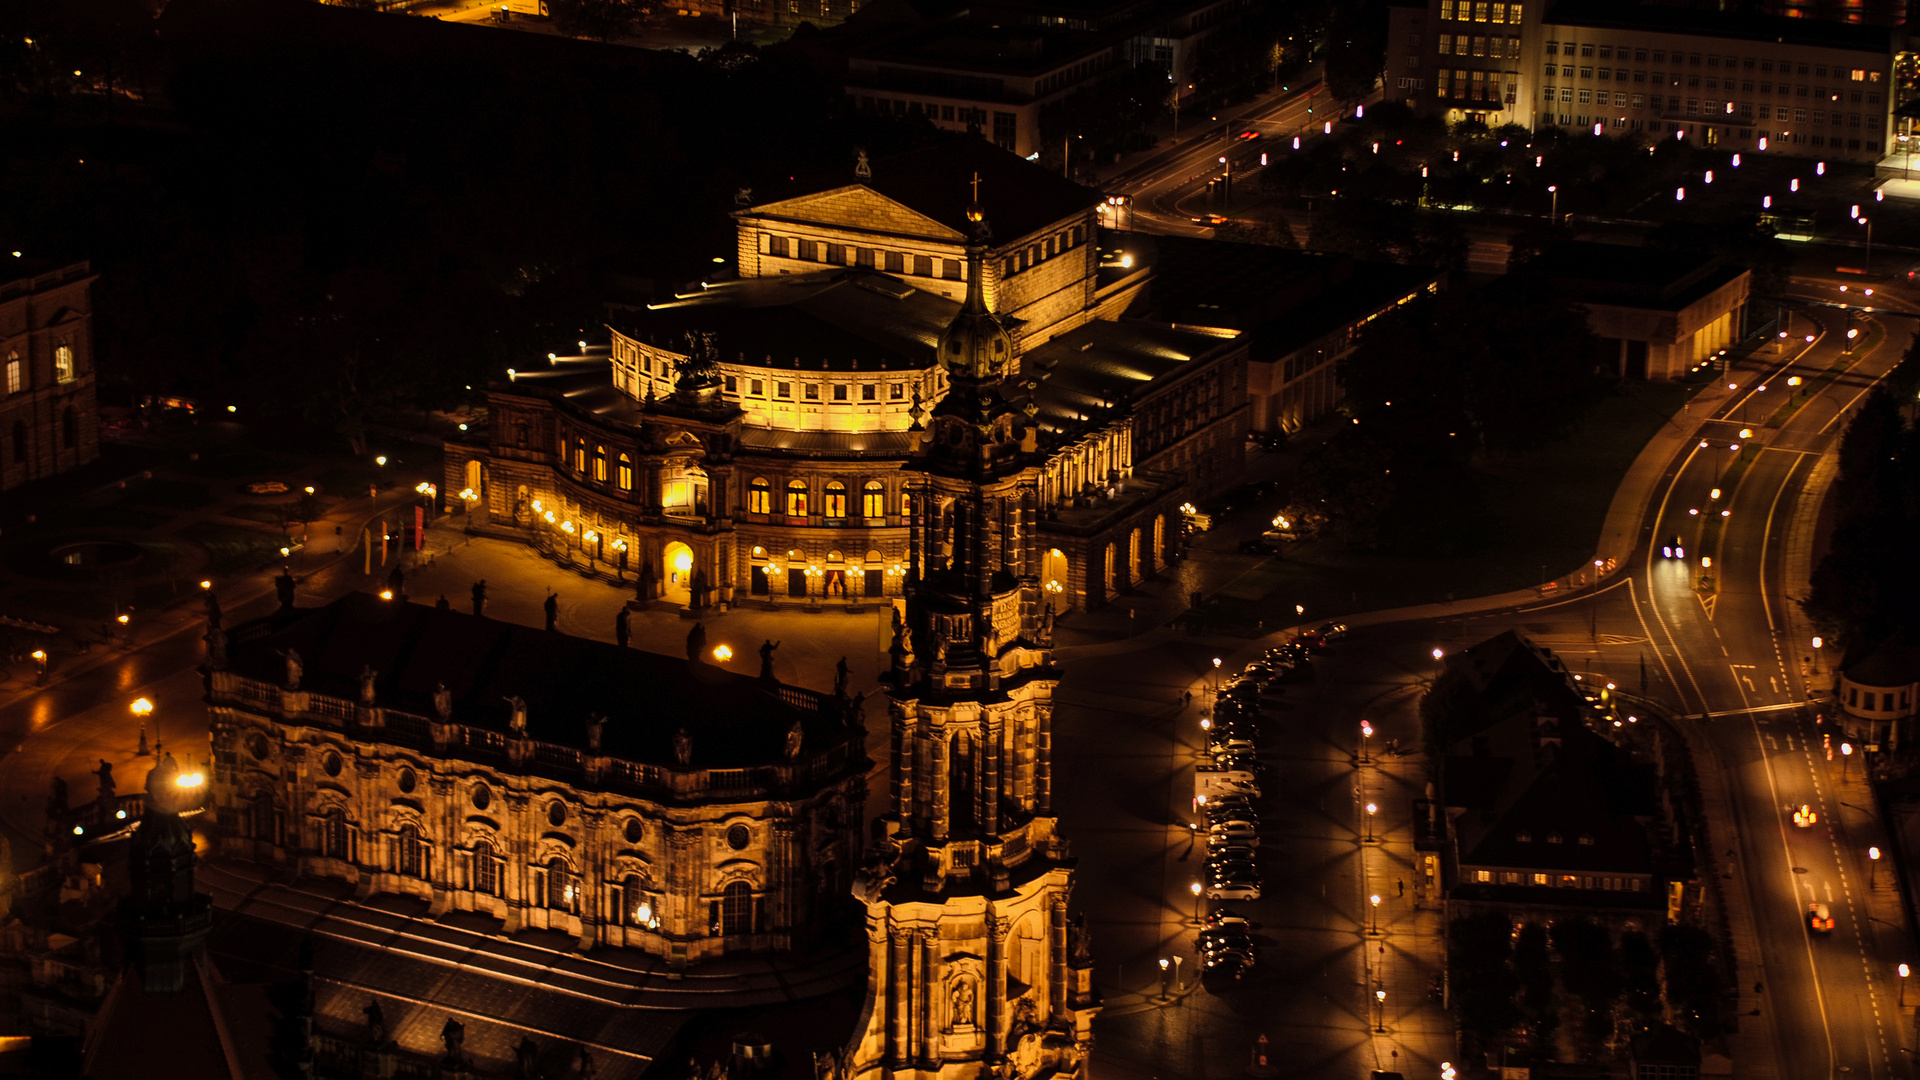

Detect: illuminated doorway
[662, 541, 693, 606]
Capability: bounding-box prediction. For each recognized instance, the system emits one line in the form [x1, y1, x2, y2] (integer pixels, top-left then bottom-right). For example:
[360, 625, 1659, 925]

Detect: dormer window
[1515, 830, 1532, 843]
[1546, 832, 1563, 844]
[1577, 834, 1595, 846]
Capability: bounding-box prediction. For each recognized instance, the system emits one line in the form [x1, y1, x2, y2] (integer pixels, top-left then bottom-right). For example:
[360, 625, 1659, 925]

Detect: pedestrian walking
[544, 590, 559, 632]
[1396, 879, 1404, 898]
[615, 607, 631, 649]
[471, 580, 487, 618]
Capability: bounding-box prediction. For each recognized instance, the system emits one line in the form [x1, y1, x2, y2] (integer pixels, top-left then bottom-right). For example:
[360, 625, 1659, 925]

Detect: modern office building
[1387, 0, 1897, 162]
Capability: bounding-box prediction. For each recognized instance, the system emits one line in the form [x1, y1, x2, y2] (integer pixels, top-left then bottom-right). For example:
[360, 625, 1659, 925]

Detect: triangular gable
[738, 185, 964, 243]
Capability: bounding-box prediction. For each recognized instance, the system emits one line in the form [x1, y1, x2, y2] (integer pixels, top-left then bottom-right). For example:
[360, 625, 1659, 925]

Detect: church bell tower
[844, 194, 1098, 1080]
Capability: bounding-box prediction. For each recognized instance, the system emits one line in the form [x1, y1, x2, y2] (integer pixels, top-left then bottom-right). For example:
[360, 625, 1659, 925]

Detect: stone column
[1035, 702, 1053, 816]
[891, 710, 912, 821]
[1049, 895, 1069, 1025]
[888, 927, 911, 1068]
[576, 808, 604, 951]
[919, 929, 939, 1067]
[987, 913, 1008, 1060]
[981, 716, 1001, 835]
[929, 729, 950, 844]
[427, 777, 456, 916]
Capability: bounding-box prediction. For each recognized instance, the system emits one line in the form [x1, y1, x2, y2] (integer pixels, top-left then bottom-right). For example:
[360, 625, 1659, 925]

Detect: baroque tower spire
[847, 196, 1098, 1080]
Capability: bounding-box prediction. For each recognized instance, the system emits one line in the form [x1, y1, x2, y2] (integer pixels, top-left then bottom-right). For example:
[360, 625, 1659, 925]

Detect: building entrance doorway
[663, 541, 693, 606]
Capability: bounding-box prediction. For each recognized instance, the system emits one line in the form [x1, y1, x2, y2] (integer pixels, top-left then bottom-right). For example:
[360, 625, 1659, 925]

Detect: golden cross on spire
[970, 171, 981, 202]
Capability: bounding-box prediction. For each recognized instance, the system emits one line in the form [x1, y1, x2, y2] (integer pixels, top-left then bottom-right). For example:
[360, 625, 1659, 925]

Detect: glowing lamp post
[132, 697, 155, 756]
[1871, 846, 1882, 888]
[1360, 720, 1374, 764]
[1212, 657, 1222, 696]
[1374, 988, 1387, 1032]
[713, 644, 734, 663]
[1191, 880, 1205, 924]
[1812, 636, 1824, 676]
[1841, 740, 1854, 782]
[1364, 802, 1379, 843]
[1902, 963, 1911, 1006]
[31, 649, 47, 685]
[1369, 893, 1382, 936]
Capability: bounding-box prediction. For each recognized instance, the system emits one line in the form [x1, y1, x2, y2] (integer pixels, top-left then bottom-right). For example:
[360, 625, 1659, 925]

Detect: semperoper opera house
[445, 141, 1253, 617]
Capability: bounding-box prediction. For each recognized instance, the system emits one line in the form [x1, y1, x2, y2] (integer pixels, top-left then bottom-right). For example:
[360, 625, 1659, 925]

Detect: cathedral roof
[223, 594, 851, 769]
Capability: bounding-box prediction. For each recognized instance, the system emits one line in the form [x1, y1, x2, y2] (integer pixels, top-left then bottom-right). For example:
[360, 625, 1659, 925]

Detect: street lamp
[1842, 741, 1854, 782]
[1902, 963, 1910, 1005]
[1365, 802, 1379, 843]
[132, 697, 155, 756]
[1369, 893, 1382, 936]
[31, 648, 47, 686]
[1159, 957, 1174, 1000]
[1812, 636, 1824, 676]
[1360, 720, 1374, 764]
[1191, 881, 1205, 924]
[1871, 846, 1882, 888]
[1211, 657, 1222, 696]
[1374, 988, 1387, 1032]
[1548, 184, 1558, 224]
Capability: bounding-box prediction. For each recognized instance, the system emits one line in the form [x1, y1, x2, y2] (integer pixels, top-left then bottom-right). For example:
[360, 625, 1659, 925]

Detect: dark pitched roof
[223, 593, 848, 769]
[1842, 631, 1920, 688]
[1119, 233, 1438, 362]
[1022, 318, 1242, 433]
[860, 140, 1103, 242]
[1521, 241, 1749, 312]
[1543, 0, 1893, 51]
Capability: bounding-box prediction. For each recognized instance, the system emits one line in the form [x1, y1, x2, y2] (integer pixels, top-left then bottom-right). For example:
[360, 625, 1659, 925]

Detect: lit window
[748, 478, 771, 515]
[4, 355, 18, 394]
[824, 480, 847, 519]
[472, 840, 500, 896]
[574, 440, 586, 473]
[1475, 869, 1492, 882]
[592, 446, 607, 482]
[53, 344, 74, 383]
[617, 454, 633, 491]
[786, 480, 809, 517]
[863, 480, 885, 518]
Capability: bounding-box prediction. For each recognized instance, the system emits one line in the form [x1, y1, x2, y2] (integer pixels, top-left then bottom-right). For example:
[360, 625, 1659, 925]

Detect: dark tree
[1448, 912, 1523, 1048]
[547, 0, 640, 41]
[1619, 929, 1662, 1021]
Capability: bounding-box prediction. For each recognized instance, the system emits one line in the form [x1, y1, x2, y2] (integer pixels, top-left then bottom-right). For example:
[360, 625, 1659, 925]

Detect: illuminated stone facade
[0, 261, 99, 492]
[206, 593, 870, 970]
[448, 142, 1247, 614]
[843, 204, 1096, 1080]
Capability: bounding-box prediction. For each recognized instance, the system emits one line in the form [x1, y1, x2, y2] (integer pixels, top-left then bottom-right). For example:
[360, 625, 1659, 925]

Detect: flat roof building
[1386, 0, 1898, 163]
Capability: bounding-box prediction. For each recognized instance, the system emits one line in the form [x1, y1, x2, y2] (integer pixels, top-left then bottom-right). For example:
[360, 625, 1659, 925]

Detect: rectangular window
[1507, 37, 1519, 58]
[797, 239, 817, 261]
[1439, 0, 1454, 18]
[4, 359, 18, 394]
[1440, 34, 1453, 54]
[941, 104, 955, 121]
[1580, 43, 1593, 57]
[862, 383, 876, 401]
[1545, 63, 1557, 78]
[1795, 108, 1807, 122]
[1598, 68, 1610, 81]
[749, 378, 763, 396]
[1598, 45, 1612, 58]
[832, 384, 848, 401]
[1545, 40, 1557, 54]
[1578, 88, 1592, 103]
[1580, 67, 1592, 79]
[991, 111, 1016, 150]
[824, 243, 845, 265]
[767, 235, 789, 258]
[1490, 2, 1505, 20]
[1614, 92, 1626, 106]
[884, 251, 905, 272]
[776, 381, 791, 398]
[913, 254, 933, 277]
[1473, 1, 1488, 19]
[1635, 49, 1646, 62]
[1561, 87, 1572, 102]
[855, 247, 875, 267]
[1632, 93, 1645, 107]
[1476, 870, 1492, 882]
[804, 383, 820, 401]
[1812, 110, 1825, 124]
[942, 258, 962, 280]
[1509, 4, 1522, 21]
[1634, 71, 1645, 83]
[1533, 873, 1549, 885]
[723, 375, 737, 393]
[890, 383, 905, 400]
[1472, 35, 1485, 56]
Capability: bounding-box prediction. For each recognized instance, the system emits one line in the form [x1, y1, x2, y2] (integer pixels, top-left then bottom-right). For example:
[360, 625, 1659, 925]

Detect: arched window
[617, 454, 633, 491]
[514, 421, 529, 449]
[623, 873, 649, 926]
[60, 407, 76, 449]
[592, 445, 607, 482]
[4, 352, 20, 394]
[321, 808, 350, 860]
[786, 480, 809, 518]
[748, 478, 771, 515]
[396, 824, 424, 877]
[472, 840, 500, 896]
[573, 439, 587, 474]
[249, 795, 276, 843]
[863, 480, 885, 518]
[722, 880, 754, 935]
[901, 490, 915, 520]
[546, 856, 573, 911]
[823, 480, 847, 519]
[53, 343, 74, 383]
